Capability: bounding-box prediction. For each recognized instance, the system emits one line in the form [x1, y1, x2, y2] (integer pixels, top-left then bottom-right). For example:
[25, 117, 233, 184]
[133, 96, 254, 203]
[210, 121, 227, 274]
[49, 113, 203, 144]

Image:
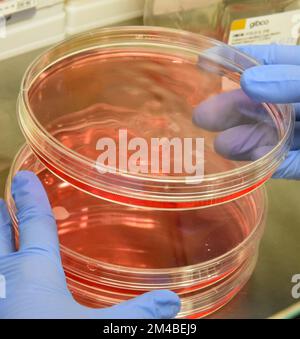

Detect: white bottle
[144, 0, 224, 40]
[222, 0, 300, 43]
[144, 0, 300, 45]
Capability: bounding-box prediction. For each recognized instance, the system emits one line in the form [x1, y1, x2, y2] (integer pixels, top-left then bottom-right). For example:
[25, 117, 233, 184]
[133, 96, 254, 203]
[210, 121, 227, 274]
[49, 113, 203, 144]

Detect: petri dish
[17, 26, 294, 209]
[7, 26, 294, 318]
[6, 145, 267, 318]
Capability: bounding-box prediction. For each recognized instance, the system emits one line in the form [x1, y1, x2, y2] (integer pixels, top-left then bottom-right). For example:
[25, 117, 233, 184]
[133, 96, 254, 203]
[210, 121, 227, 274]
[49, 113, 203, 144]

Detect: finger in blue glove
[0, 171, 181, 319]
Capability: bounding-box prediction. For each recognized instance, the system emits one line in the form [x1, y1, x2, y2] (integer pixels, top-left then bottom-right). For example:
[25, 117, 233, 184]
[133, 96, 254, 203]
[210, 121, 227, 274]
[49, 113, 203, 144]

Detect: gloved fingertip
[242, 65, 300, 103]
[238, 44, 300, 66]
[89, 290, 181, 319]
[237, 45, 275, 65]
[192, 102, 213, 130]
[12, 170, 52, 215]
[250, 146, 273, 161]
[0, 199, 15, 254]
[272, 151, 300, 180]
[12, 171, 43, 195]
[214, 129, 239, 160]
[150, 290, 181, 318]
[121, 290, 181, 319]
[11, 171, 59, 254]
[240, 67, 263, 102]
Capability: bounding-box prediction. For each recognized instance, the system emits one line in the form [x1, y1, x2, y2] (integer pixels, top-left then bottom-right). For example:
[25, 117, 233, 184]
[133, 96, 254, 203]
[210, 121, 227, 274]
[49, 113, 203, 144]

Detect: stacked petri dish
[5, 27, 294, 318]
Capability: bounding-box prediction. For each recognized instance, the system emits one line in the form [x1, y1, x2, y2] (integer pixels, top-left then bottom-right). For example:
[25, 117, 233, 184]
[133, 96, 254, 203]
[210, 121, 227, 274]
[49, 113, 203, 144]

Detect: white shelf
[66, 0, 145, 35]
[0, 0, 145, 60]
[0, 0, 63, 16]
[0, 3, 65, 60]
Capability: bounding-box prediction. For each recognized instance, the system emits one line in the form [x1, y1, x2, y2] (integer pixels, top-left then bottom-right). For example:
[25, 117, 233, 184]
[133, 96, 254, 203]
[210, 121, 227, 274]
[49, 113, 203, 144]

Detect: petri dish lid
[18, 26, 294, 209]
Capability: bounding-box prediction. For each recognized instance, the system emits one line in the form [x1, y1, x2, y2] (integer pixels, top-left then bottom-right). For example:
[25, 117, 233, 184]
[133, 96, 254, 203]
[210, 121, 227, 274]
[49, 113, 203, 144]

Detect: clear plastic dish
[6, 145, 267, 318]
[8, 26, 293, 318]
[17, 26, 294, 209]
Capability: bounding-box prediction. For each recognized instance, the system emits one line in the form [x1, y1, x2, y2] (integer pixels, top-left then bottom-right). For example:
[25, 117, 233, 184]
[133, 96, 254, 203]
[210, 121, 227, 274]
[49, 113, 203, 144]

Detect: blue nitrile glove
[194, 45, 300, 179]
[240, 45, 300, 179]
[0, 171, 180, 319]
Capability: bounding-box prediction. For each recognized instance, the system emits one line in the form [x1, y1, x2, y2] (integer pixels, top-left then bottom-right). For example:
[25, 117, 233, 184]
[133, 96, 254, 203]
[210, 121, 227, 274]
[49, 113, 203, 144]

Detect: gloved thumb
[12, 171, 60, 257]
[85, 290, 181, 319]
[241, 64, 300, 103]
[273, 150, 300, 180]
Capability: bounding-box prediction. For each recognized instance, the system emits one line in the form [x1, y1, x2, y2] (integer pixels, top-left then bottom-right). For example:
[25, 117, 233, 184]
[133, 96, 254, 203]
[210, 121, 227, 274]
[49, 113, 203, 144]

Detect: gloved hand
[0, 171, 180, 319]
[194, 44, 300, 179]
